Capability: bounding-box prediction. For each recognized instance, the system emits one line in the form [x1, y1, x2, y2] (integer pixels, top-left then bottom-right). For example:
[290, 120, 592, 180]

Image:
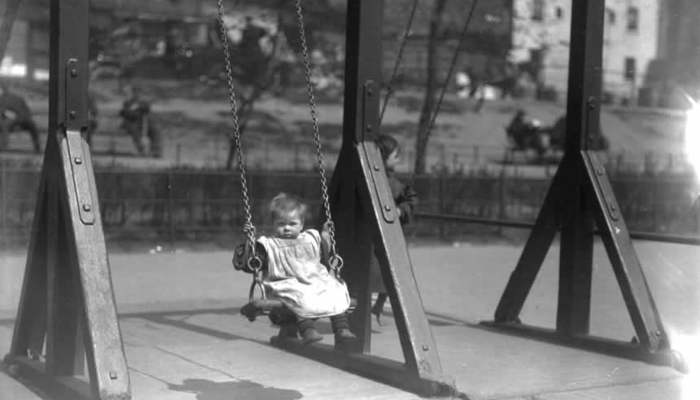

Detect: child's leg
[372, 293, 388, 313]
[371, 292, 389, 325]
[269, 307, 298, 339]
[330, 313, 356, 342]
[277, 324, 299, 339]
[298, 318, 322, 344]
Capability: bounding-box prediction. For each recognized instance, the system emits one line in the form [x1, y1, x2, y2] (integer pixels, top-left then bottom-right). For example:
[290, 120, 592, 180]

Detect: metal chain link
[294, 0, 342, 274]
[216, 0, 257, 249]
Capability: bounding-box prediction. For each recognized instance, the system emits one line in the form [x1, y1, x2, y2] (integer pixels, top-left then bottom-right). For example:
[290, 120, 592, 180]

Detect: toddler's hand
[232, 243, 259, 273]
[322, 221, 335, 234]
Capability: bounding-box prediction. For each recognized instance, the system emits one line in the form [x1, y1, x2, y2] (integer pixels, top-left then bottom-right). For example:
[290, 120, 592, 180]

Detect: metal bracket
[359, 80, 395, 222]
[587, 152, 620, 222]
[361, 143, 396, 223]
[65, 130, 94, 225]
[65, 58, 86, 131]
[362, 80, 378, 142]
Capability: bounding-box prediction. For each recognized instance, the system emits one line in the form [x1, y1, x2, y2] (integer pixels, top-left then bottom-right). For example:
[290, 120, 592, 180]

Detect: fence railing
[1, 167, 698, 247]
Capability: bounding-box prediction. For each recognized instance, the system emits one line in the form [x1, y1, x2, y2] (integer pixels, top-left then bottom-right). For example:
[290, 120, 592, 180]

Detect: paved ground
[0, 240, 698, 399]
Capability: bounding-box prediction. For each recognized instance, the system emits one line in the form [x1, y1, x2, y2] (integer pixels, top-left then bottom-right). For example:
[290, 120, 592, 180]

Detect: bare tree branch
[413, 0, 448, 174]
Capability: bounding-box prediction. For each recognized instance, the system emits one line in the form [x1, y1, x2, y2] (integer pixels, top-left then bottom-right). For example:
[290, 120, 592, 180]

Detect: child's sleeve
[232, 241, 268, 273]
[396, 184, 418, 225]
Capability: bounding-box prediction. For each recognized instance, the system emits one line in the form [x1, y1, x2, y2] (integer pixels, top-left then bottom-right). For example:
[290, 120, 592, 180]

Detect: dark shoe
[334, 328, 356, 343]
[276, 324, 299, 340]
[240, 302, 259, 321]
[301, 327, 322, 345]
[270, 324, 298, 345]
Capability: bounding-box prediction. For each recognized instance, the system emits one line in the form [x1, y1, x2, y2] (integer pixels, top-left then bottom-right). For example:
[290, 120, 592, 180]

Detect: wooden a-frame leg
[5, 134, 131, 400]
[273, 142, 456, 396]
[485, 152, 677, 369]
[584, 151, 668, 351]
[493, 158, 571, 323]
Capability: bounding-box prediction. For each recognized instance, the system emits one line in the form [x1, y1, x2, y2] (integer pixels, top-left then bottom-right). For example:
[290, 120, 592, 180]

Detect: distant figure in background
[466, 67, 485, 113]
[506, 109, 549, 160]
[546, 114, 609, 151]
[0, 82, 41, 153]
[455, 68, 471, 99]
[496, 61, 519, 99]
[84, 91, 98, 147]
[369, 134, 418, 325]
[119, 84, 162, 158]
[505, 109, 530, 148]
[239, 15, 268, 81]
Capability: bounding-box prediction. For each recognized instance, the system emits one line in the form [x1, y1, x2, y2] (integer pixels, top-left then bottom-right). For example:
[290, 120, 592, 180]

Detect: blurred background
[1, 0, 699, 249]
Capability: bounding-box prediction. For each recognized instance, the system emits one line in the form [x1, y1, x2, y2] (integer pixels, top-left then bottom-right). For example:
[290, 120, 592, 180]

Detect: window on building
[624, 57, 636, 82]
[627, 7, 639, 31]
[532, 0, 544, 21]
[606, 8, 616, 25]
[555, 7, 564, 19]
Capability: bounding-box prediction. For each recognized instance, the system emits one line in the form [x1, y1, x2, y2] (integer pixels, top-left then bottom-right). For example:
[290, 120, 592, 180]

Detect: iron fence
[1, 165, 698, 248]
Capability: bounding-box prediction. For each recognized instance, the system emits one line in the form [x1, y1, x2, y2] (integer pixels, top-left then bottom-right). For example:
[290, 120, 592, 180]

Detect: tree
[413, 0, 448, 174]
[0, 0, 22, 64]
[221, 9, 292, 170]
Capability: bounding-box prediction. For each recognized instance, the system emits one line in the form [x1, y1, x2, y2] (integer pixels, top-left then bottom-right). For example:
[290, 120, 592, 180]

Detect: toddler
[236, 193, 355, 344]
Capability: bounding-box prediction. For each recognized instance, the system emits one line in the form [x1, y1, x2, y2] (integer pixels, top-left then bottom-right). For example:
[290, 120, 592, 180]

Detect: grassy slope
[4, 78, 687, 172]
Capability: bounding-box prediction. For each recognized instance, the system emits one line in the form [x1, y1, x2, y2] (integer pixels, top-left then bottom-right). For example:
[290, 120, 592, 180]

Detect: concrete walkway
[1, 241, 697, 399]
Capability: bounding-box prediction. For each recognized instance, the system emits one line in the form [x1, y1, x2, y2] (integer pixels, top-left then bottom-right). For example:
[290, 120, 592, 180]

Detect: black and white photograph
[1, 1, 699, 399]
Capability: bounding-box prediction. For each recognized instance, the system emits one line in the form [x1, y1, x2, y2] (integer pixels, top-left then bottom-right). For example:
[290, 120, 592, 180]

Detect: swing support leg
[482, 0, 683, 372]
[270, 0, 456, 396]
[3, 1, 131, 398]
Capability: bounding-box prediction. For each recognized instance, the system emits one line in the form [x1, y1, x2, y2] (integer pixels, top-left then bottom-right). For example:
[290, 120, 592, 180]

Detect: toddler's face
[386, 149, 400, 169]
[273, 210, 304, 239]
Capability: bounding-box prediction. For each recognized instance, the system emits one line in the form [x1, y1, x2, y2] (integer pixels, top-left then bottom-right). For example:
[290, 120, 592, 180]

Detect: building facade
[511, 0, 660, 103]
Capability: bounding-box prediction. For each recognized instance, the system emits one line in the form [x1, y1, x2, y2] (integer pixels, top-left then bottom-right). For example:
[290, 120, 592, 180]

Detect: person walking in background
[0, 81, 41, 153]
[370, 134, 418, 325]
[84, 91, 98, 147]
[466, 67, 485, 113]
[119, 84, 162, 158]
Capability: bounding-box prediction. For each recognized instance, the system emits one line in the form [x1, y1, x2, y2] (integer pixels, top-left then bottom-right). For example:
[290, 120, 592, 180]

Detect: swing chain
[248, 258, 266, 301]
[216, 0, 257, 253]
[294, 0, 339, 261]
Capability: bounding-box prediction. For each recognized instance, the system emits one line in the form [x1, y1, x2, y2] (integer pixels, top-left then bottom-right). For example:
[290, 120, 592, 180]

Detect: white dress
[257, 229, 350, 319]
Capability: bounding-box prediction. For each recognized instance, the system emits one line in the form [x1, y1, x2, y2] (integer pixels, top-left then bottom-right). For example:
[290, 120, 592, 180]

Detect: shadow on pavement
[168, 378, 302, 400]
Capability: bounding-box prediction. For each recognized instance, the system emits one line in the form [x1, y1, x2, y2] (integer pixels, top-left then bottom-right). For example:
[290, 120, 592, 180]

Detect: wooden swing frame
[2, 1, 684, 400]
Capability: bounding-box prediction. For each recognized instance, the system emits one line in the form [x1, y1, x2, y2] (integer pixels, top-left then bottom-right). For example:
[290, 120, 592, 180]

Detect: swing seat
[240, 298, 358, 322]
[240, 299, 285, 321]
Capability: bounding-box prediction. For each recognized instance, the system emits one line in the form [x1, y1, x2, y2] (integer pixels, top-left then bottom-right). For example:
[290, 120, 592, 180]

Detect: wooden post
[485, 0, 679, 370]
[3, 1, 131, 399]
[270, 0, 455, 396]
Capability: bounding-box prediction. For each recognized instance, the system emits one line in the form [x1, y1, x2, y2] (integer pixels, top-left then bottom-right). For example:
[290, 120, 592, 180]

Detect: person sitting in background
[84, 91, 98, 147]
[119, 84, 162, 158]
[506, 109, 530, 149]
[0, 81, 41, 153]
